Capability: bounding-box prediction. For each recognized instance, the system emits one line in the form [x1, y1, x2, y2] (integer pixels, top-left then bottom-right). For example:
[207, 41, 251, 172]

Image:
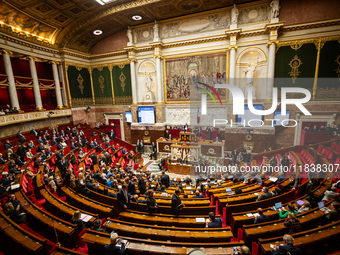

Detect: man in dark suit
[126, 177, 136, 195]
[16, 143, 26, 162]
[171, 188, 184, 215]
[158, 156, 166, 170]
[58, 156, 70, 173]
[117, 183, 130, 210]
[254, 208, 271, 224]
[0, 153, 7, 165]
[19, 135, 26, 144]
[17, 131, 23, 138]
[150, 142, 157, 159]
[4, 140, 13, 150]
[257, 187, 273, 201]
[160, 171, 170, 188]
[30, 128, 38, 136]
[165, 130, 170, 139]
[104, 232, 126, 255]
[205, 212, 223, 228]
[137, 173, 146, 195]
[272, 234, 302, 255]
[109, 129, 116, 140]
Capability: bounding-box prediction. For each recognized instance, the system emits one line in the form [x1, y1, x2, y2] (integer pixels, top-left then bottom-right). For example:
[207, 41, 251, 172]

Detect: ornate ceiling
[0, 0, 261, 53]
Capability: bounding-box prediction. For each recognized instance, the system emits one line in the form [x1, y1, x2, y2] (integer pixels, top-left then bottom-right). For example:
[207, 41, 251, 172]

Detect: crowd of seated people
[0, 104, 20, 115]
[303, 124, 340, 135]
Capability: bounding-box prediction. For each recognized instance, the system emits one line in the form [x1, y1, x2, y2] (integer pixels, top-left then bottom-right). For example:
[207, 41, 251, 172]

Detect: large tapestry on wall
[112, 64, 132, 105]
[274, 43, 317, 90]
[92, 67, 113, 105]
[165, 53, 227, 102]
[67, 65, 93, 107]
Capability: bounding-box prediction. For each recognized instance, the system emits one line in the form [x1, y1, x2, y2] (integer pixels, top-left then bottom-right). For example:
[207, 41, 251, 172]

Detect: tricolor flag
[197, 108, 200, 123]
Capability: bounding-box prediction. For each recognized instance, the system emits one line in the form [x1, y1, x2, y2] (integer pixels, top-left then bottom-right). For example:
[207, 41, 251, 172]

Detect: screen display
[237, 105, 263, 127]
[125, 111, 132, 123]
[138, 106, 155, 124]
[273, 111, 290, 126]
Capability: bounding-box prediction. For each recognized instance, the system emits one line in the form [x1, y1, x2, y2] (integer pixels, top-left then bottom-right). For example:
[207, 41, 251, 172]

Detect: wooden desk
[168, 163, 194, 175]
[104, 218, 233, 242]
[82, 229, 238, 254]
[0, 210, 48, 255]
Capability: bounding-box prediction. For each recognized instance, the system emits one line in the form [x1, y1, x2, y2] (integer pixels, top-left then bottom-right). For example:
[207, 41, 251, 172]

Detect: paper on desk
[196, 218, 205, 223]
[161, 193, 168, 197]
[80, 214, 93, 222]
[254, 193, 258, 196]
[253, 213, 260, 217]
[11, 184, 20, 190]
[186, 187, 191, 189]
[269, 177, 278, 182]
[246, 213, 253, 217]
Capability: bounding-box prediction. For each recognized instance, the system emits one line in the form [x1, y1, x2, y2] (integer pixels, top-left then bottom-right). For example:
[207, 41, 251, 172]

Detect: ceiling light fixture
[131, 15, 142, 21]
[96, 0, 104, 5]
[93, 30, 102, 35]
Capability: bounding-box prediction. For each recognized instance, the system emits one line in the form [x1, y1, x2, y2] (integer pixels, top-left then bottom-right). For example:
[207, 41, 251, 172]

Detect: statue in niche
[127, 27, 133, 45]
[230, 4, 239, 26]
[270, 0, 280, 20]
[244, 58, 258, 99]
[153, 20, 160, 41]
[145, 72, 153, 92]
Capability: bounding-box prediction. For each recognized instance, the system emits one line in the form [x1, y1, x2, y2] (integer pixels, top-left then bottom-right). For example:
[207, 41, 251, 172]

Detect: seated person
[104, 232, 126, 255]
[322, 186, 339, 201]
[71, 210, 85, 232]
[271, 234, 302, 255]
[279, 203, 298, 219]
[257, 187, 272, 201]
[192, 191, 205, 198]
[254, 208, 271, 224]
[205, 212, 223, 228]
[297, 201, 311, 213]
[4, 202, 27, 224]
[326, 201, 340, 223]
[214, 136, 221, 143]
[90, 218, 107, 233]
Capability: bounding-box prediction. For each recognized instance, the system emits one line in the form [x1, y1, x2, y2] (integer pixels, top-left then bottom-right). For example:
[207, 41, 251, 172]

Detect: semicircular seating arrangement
[0, 124, 340, 255]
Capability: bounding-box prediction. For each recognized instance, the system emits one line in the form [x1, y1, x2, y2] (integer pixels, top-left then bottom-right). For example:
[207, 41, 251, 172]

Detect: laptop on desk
[272, 202, 282, 211]
[318, 201, 331, 214]
[226, 188, 234, 195]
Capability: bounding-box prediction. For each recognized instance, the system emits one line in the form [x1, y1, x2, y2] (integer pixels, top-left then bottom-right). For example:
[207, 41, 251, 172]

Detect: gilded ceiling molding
[162, 36, 228, 49]
[281, 19, 340, 32]
[0, 32, 59, 54]
[276, 36, 340, 52]
[61, 0, 161, 46]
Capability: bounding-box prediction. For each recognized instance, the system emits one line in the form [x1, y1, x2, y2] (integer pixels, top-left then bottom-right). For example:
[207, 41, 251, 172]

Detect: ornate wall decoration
[290, 44, 303, 51]
[75, 66, 83, 71]
[77, 74, 84, 94]
[98, 74, 105, 93]
[119, 72, 126, 92]
[288, 55, 302, 83]
[118, 64, 125, 69]
[162, 12, 229, 39]
[95, 97, 113, 105]
[238, 5, 269, 25]
[71, 98, 93, 107]
[165, 52, 226, 102]
[97, 67, 103, 72]
[335, 56, 340, 80]
[115, 96, 132, 105]
[135, 27, 154, 43]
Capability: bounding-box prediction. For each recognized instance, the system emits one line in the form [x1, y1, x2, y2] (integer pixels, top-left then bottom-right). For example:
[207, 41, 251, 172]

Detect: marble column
[2, 50, 20, 109]
[267, 41, 277, 99]
[50, 61, 63, 108]
[130, 59, 138, 104]
[155, 56, 163, 103]
[27, 56, 43, 110]
[229, 46, 237, 100]
[58, 64, 68, 107]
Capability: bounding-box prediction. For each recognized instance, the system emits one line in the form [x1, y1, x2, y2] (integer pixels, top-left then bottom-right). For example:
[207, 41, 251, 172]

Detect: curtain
[112, 64, 132, 105]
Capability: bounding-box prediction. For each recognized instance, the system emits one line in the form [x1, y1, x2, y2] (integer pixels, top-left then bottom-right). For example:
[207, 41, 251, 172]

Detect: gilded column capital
[129, 59, 138, 63]
[25, 56, 38, 61]
[228, 45, 238, 51]
[153, 55, 163, 59]
[49, 61, 60, 65]
[267, 40, 279, 47]
[1, 49, 13, 55]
